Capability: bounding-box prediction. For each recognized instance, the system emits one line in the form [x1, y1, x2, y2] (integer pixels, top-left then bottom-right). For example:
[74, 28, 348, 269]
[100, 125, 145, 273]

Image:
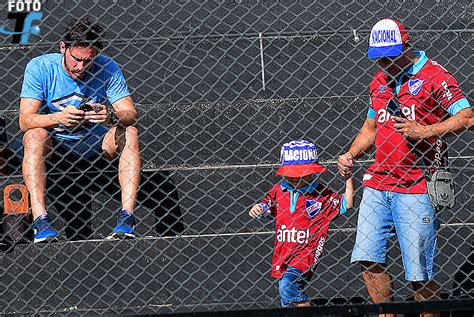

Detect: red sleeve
[431, 63, 466, 110]
[323, 189, 344, 220]
[368, 74, 379, 109]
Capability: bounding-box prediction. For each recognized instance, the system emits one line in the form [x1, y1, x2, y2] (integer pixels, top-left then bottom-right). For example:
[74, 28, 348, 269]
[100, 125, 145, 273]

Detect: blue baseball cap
[368, 19, 409, 59]
[276, 140, 327, 177]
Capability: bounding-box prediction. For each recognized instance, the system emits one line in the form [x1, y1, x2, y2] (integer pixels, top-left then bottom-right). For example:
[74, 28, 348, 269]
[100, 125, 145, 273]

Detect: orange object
[3, 184, 29, 214]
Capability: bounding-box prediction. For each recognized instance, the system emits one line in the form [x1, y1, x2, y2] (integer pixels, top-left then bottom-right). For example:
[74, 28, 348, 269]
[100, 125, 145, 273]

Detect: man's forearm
[348, 120, 376, 159]
[115, 109, 138, 126]
[19, 113, 58, 131]
[349, 136, 374, 159]
[425, 108, 472, 138]
[111, 96, 139, 126]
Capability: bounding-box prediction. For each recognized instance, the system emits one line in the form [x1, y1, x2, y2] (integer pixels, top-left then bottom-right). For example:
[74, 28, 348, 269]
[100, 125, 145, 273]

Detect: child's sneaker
[109, 210, 136, 239]
[33, 215, 58, 243]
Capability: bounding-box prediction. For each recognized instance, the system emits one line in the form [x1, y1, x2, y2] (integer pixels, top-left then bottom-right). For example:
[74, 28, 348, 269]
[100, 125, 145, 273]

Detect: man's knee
[412, 281, 439, 301]
[124, 126, 139, 148]
[360, 261, 387, 274]
[103, 126, 140, 157]
[115, 126, 140, 154]
[124, 125, 138, 137]
[22, 128, 52, 156]
[23, 128, 49, 145]
[116, 125, 139, 144]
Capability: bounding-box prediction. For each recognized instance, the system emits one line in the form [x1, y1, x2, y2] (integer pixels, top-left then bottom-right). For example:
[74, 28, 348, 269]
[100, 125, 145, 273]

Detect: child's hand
[249, 204, 264, 218]
[338, 152, 355, 178]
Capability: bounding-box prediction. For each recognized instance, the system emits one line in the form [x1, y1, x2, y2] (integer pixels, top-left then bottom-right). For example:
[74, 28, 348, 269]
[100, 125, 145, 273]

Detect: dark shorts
[12, 126, 108, 161]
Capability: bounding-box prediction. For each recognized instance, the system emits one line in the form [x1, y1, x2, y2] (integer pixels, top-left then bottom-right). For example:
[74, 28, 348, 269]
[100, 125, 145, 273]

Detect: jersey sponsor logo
[276, 225, 310, 244]
[312, 236, 326, 268]
[377, 104, 416, 122]
[306, 199, 322, 218]
[441, 80, 453, 101]
[433, 139, 444, 169]
[408, 79, 424, 95]
[329, 196, 340, 207]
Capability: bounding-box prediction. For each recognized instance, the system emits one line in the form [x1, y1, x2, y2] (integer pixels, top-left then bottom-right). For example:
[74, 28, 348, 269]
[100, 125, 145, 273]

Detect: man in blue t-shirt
[18, 17, 141, 242]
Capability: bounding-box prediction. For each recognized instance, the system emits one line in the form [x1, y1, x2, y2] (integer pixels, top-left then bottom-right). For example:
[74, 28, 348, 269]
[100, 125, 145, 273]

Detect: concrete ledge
[1, 229, 471, 315]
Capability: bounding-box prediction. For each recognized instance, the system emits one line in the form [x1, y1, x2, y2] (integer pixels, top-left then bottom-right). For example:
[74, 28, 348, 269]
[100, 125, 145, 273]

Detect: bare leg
[22, 128, 53, 219]
[102, 126, 141, 213]
[293, 301, 311, 307]
[413, 281, 440, 317]
[360, 261, 395, 317]
[118, 126, 140, 212]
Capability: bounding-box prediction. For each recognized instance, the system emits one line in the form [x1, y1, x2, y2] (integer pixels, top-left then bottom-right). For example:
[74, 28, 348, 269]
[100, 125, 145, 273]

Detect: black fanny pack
[426, 169, 455, 210]
[389, 86, 455, 210]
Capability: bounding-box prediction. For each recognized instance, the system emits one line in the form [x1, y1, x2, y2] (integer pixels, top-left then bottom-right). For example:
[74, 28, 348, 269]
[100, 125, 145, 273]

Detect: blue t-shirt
[20, 53, 130, 140]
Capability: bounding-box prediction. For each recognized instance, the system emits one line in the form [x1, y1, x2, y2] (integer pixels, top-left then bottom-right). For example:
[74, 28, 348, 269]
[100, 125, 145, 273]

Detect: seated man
[17, 17, 141, 242]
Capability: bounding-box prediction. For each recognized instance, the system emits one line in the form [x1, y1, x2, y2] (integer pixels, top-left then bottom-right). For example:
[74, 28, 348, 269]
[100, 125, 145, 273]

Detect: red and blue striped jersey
[261, 180, 346, 279]
[365, 51, 470, 193]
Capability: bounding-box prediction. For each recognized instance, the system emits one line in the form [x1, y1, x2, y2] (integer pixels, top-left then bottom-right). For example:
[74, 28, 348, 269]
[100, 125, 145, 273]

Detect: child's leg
[278, 266, 311, 308]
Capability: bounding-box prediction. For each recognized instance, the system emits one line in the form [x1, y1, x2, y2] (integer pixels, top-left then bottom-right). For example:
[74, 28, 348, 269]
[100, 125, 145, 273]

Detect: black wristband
[108, 108, 118, 125]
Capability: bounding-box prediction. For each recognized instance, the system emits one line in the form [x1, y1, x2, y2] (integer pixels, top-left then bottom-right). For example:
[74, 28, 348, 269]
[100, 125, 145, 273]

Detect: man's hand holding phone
[387, 98, 429, 140]
[84, 103, 108, 124]
[56, 106, 85, 127]
[387, 99, 405, 118]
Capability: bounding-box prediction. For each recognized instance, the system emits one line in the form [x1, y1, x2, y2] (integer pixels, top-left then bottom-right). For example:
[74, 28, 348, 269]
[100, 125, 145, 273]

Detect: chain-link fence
[0, 0, 472, 315]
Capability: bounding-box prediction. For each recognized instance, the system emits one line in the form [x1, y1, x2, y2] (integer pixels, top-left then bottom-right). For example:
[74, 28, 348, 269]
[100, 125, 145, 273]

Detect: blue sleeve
[105, 59, 131, 104]
[339, 195, 347, 215]
[447, 98, 470, 116]
[367, 107, 376, 119]
[20, 59, 45, 101]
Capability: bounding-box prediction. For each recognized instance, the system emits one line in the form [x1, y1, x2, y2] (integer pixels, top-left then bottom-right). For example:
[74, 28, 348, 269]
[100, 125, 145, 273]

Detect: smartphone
[78, 97, 93, 112]
[386, 99, 405, 118]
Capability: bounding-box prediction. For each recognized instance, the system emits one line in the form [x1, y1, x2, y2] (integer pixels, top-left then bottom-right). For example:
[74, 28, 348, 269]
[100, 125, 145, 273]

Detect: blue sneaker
[33, 215, 58, 243]
[109, 210, 136, 239]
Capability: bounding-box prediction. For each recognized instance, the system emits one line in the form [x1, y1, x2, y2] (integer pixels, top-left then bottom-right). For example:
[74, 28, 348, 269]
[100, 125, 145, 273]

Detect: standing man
[18, 17, 141, 242]
[338, 19, 471, 317]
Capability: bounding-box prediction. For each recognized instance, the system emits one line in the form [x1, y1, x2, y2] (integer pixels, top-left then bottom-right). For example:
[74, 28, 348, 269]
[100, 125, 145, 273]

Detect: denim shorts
[11, 125, 107, 161]
[278, 266, 310, 307]
[351, 187, 439, 281]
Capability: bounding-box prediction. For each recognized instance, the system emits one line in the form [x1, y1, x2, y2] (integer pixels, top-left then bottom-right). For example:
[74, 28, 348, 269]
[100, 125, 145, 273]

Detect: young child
[249, 140, 354, 308]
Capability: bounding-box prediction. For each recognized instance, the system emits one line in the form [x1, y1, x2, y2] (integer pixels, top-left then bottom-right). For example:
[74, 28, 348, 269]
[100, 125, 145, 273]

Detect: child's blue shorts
[278, 266, 310, 307]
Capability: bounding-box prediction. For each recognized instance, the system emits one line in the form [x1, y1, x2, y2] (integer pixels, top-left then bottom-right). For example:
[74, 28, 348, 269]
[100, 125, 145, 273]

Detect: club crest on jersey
[408, 79, 424, 95]
[378, 85, 388, 94]
[306, 200, 322, 218]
